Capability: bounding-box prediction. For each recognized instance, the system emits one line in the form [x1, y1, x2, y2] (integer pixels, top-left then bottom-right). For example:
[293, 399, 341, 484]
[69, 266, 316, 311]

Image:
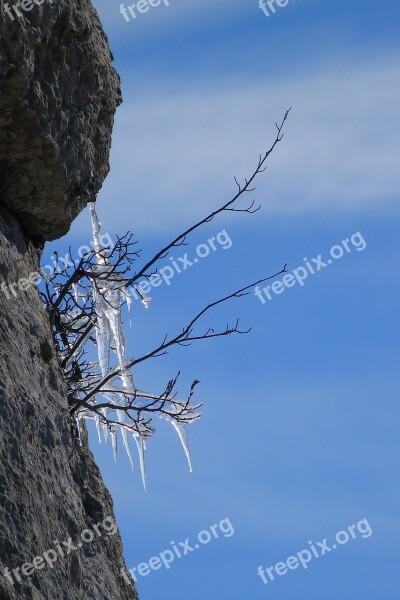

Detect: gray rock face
[0, 0, 121, 241]
[0, 208, 137, 599]
[0, 2, 137, 599]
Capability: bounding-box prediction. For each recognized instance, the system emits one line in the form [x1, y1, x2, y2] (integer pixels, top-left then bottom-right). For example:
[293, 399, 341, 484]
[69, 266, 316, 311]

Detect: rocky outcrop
[0, 0, 121, 241]
[0, 2, 137, 599]
[0, 208, 137, 600]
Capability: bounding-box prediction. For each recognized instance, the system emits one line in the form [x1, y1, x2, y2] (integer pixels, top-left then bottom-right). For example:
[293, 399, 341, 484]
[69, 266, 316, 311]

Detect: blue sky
[44, 1, 399, 598]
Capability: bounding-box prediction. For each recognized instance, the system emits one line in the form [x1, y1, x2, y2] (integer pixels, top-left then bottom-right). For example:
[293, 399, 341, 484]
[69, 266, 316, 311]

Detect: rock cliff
[0, 1, 137, 598]
[0, 0, 121, 241]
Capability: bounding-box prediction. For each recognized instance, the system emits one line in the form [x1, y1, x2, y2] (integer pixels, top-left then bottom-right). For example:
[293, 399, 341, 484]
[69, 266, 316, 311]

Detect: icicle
[101, 408, 109, 442]
[123, 291, 133, 327]
[116, 410, 134, 470]
[141, 295, 151, 309]
[90, 201, 136, 394]
[94, 298, 111, 378]
[82, 202, 201, 486]
[76, 417, 83, 448]
[110, 427, 118, 463]
[133, 435, 147, 490]
[95, 415, 102, 444]
[122, 428, 134, 470]
[171, 421, 193, 472]
[79, 286, 88, 305]
[107, 309, 135, 391]
[72, 283, 79, 304]
[89, 202, 105, 255]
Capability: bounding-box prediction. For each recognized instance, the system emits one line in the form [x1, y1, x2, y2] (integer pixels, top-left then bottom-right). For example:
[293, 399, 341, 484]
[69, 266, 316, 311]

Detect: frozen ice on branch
[40, 109, 291, 489]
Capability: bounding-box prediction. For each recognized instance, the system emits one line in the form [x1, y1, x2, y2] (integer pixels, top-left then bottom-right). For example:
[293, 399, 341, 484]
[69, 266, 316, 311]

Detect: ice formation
[71, 203, 200, 488]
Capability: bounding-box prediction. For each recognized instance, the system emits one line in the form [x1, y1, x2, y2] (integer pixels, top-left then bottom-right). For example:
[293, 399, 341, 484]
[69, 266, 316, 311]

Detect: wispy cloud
[91, 56, 399, 236]
[93, 0, 253, 38]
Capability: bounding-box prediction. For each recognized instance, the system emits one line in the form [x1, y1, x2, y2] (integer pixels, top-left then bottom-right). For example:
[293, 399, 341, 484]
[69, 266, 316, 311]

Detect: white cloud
[91, 56, 400, 235]
[93, 0, 252, 38]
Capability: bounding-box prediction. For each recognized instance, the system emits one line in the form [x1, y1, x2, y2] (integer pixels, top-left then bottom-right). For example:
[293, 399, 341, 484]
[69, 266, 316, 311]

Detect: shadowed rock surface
[0, 0, 121, 241]
[0, 2, 137, 599]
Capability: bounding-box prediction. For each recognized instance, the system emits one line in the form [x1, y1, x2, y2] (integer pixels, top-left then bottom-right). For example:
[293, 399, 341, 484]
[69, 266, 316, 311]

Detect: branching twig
[40, 109, 291, 478]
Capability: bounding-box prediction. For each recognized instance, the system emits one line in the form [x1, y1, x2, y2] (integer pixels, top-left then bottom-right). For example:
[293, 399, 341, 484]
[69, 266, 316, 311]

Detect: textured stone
[0, 1, 137, 598]
[0, 0, 121, 241]
[0, 207, 137, 599]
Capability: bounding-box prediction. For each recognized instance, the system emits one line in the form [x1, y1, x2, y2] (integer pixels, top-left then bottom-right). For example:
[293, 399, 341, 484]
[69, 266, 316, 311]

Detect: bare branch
[40, 110, 291, 482]
[71, 262, 287, 412]
[127, 108, 291, 286]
